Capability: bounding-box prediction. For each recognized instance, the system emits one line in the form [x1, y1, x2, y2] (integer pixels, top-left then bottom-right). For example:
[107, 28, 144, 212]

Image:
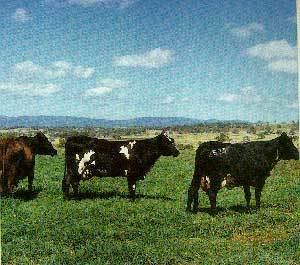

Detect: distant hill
[0, 116, 220, 128]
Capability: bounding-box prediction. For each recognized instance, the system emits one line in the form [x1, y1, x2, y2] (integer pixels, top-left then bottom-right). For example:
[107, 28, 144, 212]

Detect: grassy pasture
[1, 147, 300, 264]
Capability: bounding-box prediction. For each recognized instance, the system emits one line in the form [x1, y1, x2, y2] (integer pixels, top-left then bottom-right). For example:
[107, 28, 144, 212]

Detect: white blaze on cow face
[163, 131, 172, 142]
[124, 169, 128, 176]
[132, 184, 136, 190]
[78, 150, 95, 175]
[120, 145, 130, 159]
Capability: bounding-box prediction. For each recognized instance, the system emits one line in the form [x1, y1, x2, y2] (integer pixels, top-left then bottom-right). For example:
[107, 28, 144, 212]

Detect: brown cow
[0, 132, 57, 194]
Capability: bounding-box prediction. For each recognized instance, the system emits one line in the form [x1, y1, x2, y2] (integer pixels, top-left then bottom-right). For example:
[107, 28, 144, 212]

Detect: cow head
[157, 130, 180, 157]
[34, 132, 57, 156]
[276, 132, 299, 161]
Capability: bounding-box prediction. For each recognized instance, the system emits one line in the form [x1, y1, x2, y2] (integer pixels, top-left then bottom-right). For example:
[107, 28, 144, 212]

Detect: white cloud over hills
[84, 78, 128, 96]
[113, 48, 173, 68]
[218, 86, 261, 104]
[14, 61, 95, 79]
[247, 40, 297, 74]
[0, 82, 61, 97]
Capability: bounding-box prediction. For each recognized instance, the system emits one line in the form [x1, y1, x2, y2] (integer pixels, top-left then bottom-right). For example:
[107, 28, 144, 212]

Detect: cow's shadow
[11, 188, 41, 201]
[73, 190, 175, 201]
[196, 205, 253, 215]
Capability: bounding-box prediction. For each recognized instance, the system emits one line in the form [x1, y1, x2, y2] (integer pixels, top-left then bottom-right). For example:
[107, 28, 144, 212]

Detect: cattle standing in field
[62, 131, 180, 200]
[187, 133, 299, 214]
[0, 132, 57, 194]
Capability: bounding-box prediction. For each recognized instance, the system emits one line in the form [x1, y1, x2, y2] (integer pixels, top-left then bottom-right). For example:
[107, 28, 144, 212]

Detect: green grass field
[1, 149, 300, 265]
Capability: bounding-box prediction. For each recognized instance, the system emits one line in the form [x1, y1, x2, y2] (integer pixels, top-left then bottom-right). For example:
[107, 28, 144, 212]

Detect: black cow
[62, 131, 179, 200]
[187, 133, 299, 214]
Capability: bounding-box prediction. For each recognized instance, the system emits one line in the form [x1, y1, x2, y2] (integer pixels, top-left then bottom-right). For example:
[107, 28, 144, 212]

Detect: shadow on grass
[8, 188, 41, 201]
[195, 205, 253, 216]
[71, 190, 175, 201]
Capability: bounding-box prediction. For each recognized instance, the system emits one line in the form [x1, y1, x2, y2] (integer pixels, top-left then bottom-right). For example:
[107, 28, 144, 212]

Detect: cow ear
[36, 132, 43, 138]
[161, 129, 169, 136]
[281, 132, 288, 137]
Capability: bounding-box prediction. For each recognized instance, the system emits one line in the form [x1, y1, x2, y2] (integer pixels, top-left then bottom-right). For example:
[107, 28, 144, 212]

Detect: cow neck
[21, 136, 38, 154]
[266, 138, 281, 166]
[141, 136, 162, 164]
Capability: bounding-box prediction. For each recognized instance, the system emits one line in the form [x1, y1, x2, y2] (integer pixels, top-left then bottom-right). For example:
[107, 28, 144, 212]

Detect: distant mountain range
[0, 115, 247, 128]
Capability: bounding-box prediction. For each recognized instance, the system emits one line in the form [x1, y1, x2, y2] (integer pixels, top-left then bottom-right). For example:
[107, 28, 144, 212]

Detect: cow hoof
[185, 206, 191, 211]
[63, 194, 70, 201]
[191, 207, 198, 214]
[210, 209, 217, 216]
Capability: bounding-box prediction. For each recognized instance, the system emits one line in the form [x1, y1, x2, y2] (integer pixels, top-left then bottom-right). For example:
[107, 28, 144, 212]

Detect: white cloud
[84, 78, 128, 97]
[287, 102, 298, 109]
[52, 61, 72, 70]
[229, 23, 264, 38]
[247, 40, 297, 74]
[14, 61, 66, 79]
[218, 93, 239, 103]
[218, 86, 261, 104]
[98, 78, 129, 88]
[267, 59, 298, 74]
[247, 40, 297, 60]
[73, 66, 95, 78]
[84, 86, 112, 96]
[12, 8, 32, 23]
[13, 61, 95, 79]
[0, 82, 60, 96]
[162, 96, 175, 104]
[67, 0, 136, 8]
[114, 48, 173, 68]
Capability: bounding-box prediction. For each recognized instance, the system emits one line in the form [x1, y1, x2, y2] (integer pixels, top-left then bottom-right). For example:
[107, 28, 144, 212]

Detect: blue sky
[0, 0, 298, 122]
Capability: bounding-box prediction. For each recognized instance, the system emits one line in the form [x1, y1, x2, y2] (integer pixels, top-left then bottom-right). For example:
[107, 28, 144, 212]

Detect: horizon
[0, 1, 298, 122]
[0, 114, 298, 124]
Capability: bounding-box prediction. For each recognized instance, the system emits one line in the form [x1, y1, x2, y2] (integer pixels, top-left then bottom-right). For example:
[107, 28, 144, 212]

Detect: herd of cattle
[0, 130, 298, 214]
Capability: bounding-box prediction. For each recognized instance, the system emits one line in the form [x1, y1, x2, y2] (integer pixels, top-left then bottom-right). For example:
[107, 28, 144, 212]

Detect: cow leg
[187, 175, 201, 213]
[207, 190, 217, 215]
[62, 175, 71, 200]
[243, 185, 251, 210]
[255, 181, 265, 209]
[71, 181, 80, 198]
[127, 178, 136, 201]
[7, 176, 16, 193]
[28, 171, 34, 193]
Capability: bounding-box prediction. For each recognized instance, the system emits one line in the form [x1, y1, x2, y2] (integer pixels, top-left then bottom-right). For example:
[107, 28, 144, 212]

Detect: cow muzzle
[173, 149, 180, 157]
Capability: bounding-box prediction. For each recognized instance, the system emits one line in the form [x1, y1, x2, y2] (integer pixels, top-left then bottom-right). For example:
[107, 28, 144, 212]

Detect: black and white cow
[187, 133, 299, 214]
[62, 131, 179, 200]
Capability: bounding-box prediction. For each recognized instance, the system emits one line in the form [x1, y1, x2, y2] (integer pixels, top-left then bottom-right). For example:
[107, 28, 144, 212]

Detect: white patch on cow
[129, 141, 136, 149]
[124, 169, 128, 176]
[120, 145, 130, 159]
[205, 176, 210, 185]
[132, 184, 136, 190]
[78, 150, 95, 175]
[212, 150, 217, 155]
[221, 179, 227, 188]
[75, 154, 80, 161]
[163, 131, 172, 142]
